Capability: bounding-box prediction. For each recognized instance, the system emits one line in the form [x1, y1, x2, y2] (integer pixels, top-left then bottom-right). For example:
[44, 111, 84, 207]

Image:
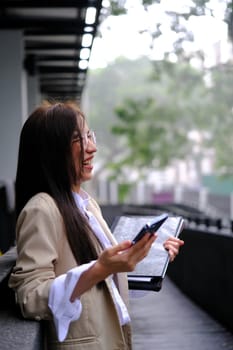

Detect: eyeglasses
[72, 130, 96, 148]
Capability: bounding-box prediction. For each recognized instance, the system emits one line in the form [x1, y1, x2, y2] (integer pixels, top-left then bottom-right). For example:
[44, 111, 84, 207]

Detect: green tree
[86, 0, 233, 193]
[86, 56, 154, 161]
[101, 0, 233, 180]
[107, 0, 231, 61]
[110, 60, 211, 181]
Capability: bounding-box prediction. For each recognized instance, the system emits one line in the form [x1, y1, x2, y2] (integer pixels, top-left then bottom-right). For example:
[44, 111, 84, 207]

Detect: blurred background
[83, 0, 233, 222]
[1, 0, 233, 216]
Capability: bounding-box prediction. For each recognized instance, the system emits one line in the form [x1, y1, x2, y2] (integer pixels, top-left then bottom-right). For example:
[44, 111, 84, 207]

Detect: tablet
[112, 214, 185, 291]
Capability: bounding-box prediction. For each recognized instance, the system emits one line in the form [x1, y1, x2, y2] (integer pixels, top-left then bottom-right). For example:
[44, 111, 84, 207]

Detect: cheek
[72, 144, 82, 170]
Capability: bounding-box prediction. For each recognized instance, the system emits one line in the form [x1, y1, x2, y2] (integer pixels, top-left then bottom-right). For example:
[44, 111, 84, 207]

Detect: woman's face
[71, 121, 97, 192]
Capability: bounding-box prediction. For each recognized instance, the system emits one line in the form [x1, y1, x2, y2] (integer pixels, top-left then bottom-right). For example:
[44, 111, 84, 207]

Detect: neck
[72, 183, 81, 193]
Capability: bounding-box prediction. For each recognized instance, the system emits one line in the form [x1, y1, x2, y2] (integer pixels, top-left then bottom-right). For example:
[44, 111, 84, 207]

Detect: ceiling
[0, 0, 104, 102]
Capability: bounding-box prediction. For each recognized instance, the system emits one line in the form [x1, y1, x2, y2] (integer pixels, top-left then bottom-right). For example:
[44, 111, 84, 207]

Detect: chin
[81, 173, 93, 182]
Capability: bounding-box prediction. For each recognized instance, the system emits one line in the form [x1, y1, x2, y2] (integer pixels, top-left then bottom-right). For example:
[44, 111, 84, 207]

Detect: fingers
[164, 236, 184, 244]
[108, 240, 132, 256]
[98, 233, 158, 276]
[164, 237, 184, 249]
[165, 244, 179, 262]
[164, 237, 184, 262]
[129, 232, 157, 262]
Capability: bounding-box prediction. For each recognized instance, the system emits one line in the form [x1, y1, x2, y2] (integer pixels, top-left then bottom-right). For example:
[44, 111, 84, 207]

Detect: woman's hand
[70, 233, 157, 301]
[95, 232, 157, 279]
[163, 236, 184, 262]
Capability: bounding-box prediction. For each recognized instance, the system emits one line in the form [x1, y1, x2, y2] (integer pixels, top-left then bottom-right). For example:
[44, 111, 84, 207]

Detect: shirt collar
[72, 188, 90, 212]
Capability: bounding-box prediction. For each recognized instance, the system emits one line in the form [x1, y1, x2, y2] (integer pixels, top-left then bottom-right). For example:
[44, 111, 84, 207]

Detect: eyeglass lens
[83, 130, 96, 147]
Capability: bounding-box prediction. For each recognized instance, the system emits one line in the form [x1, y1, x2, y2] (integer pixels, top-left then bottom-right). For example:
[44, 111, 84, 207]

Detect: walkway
[130, 277, 233, 350]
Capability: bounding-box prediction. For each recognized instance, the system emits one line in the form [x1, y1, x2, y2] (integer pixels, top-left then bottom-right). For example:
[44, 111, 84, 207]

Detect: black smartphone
[131, 213, 168, 245]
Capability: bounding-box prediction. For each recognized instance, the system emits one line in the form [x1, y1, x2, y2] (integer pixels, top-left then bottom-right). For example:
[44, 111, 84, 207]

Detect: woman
[9, 101, 184, 350]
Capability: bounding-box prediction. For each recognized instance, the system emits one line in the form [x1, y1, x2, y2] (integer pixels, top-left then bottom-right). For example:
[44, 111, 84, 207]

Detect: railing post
[98, 178, 108, 204]
[136, 181, 145, 204]
[109, 180, 118, 204]
[230, 193, 233, 221]
[199, 187, 208, 212]
[174, 185, 183, 203]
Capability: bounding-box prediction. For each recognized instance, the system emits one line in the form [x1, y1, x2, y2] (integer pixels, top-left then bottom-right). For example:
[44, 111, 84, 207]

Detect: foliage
[87, 56, 233, 182]
[86, 56, 154, 160]
[86, 0, 233, 191]
[109, 60, 211, 178]
[108, 0, 232, 60]
[103, 0, 233, 180]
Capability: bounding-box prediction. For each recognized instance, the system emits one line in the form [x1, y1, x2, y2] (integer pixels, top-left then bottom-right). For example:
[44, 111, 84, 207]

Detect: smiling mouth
[83, 159, 92, 166]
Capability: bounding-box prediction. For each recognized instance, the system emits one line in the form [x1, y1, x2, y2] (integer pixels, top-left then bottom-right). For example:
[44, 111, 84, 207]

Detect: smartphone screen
[131, 213, 168, 245]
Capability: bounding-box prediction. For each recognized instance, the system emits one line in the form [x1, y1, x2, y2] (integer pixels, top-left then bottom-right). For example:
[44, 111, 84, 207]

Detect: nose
[86, 138, 97, 153]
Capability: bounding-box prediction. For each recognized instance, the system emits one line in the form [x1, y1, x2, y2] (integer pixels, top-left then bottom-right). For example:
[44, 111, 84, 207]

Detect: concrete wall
[0, 30, 28, 182]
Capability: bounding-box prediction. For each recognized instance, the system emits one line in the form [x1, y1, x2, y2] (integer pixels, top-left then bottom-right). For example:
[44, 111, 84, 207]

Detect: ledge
[0, 247, 43, 350]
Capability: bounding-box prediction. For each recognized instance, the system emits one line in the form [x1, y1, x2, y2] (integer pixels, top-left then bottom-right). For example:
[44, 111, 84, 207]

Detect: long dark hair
[15, 101, 99, 264]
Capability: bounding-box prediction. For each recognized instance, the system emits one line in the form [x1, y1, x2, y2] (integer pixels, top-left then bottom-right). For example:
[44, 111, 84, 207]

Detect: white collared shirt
[48, 190, 130, 342]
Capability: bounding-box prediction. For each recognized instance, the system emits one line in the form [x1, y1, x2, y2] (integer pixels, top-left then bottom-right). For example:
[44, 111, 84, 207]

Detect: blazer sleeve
[9, 194, 63, 320]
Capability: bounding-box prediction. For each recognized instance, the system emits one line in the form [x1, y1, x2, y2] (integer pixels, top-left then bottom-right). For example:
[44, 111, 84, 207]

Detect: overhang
[0, 0, 103, 102]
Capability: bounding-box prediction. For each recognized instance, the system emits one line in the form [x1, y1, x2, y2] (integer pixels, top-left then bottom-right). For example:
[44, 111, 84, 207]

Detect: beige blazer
[9, 192, 132, 350]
